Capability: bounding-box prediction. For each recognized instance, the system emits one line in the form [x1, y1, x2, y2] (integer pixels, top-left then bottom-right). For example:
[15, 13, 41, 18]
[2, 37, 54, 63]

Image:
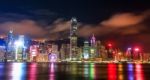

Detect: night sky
[0, 0, 150, 52]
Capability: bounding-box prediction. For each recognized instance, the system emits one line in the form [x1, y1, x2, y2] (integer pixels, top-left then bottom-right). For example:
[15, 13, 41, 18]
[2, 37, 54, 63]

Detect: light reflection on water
[118, 64, 123, 80]
[28, 63, 37, 80]
[135, 64, 144, 80]
[49, 63, 55, 80]
[128, 63, 134, 80]
[11, 63, 26, 80]
[108, 63, 117, 80]
[0, 63, 4, 79]
[0, 62, 147, 80]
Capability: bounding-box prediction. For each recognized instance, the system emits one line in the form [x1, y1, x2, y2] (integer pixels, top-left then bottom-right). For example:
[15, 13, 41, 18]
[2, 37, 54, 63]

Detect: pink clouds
[0, 20, 47, 38]
[49, 19, 71, 33]
[101, 13, 145, 27]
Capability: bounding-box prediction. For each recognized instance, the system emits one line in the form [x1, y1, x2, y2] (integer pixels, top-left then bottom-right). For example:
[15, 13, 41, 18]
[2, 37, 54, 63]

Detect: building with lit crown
[6, 30, 15, 61]
[83, 41, 90, 59]
[70, 17, 78, 60]
[90, 34, 96, 58]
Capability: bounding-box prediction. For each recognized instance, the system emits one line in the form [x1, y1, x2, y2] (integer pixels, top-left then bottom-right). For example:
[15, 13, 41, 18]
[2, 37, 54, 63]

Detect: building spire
[91, 34, 96, 47]
[9, 27, 13, 33]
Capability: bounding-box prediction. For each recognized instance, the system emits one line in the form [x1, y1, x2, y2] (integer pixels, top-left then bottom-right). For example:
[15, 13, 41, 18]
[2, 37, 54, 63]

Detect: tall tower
[6, 29, 15, 61]
[90, 34, 96, 58]
[90, 34, 96, 47]
[70, 17, 78, 60]
[83, 41, 90, 59]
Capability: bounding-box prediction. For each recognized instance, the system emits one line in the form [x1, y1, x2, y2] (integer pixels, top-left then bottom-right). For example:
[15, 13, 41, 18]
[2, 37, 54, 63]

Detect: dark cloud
[78, 10, 150, 37]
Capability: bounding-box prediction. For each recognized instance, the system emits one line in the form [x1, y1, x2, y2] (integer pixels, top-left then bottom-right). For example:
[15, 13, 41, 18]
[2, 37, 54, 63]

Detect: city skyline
[0, 1, 150, 80]
[0, 0, 149, 52]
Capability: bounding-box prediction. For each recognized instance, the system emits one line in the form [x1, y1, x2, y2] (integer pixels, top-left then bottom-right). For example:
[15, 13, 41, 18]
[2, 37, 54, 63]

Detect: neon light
[127, 64, 134, 80]
[108, 63, 117, 80]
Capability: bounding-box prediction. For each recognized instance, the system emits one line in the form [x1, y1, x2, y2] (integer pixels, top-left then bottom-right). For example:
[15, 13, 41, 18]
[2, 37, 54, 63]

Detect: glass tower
[70, 17, 78, 60]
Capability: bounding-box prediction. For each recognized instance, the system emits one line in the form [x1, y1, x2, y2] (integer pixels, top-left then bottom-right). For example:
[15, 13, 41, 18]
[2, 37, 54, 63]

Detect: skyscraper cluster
[0, 18, 149, 62]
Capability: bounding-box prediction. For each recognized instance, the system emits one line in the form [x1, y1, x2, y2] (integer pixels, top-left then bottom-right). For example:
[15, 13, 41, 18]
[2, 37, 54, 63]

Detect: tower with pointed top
[90, 34, 96, 58]
[70, 17, 78, 60]
[90, 34, 96, 47]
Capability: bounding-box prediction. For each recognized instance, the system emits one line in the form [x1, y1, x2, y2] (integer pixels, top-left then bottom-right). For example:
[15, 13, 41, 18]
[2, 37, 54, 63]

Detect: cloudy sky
[0, 0, 150, 52]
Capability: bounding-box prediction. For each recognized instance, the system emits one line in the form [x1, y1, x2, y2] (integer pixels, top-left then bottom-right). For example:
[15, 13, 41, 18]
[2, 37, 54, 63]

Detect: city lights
[0, 18, 148, 63]
[127, 48, 132, 50]
[0, 1, 149, 80]
[49, 53, 57, 62]
[15, 40, 24, 47]
[108, 43, 112, 47]
[134, 48, 140, 52]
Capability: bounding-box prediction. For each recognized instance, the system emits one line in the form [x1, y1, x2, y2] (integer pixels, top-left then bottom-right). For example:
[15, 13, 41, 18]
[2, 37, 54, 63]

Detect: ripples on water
[0, 62, 149, 80]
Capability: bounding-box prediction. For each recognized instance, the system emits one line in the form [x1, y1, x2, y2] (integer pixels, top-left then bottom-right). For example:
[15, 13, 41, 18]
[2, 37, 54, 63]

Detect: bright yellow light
[90, 49, 94, 53]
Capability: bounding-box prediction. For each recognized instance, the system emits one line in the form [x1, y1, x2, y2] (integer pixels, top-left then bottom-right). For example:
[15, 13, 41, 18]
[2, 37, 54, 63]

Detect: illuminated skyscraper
[70, 17, 78, 60]
[60, 44, 70, 60]
[90, 34, 96, 58]
[83, 41, 90, 59]
[14, 35, 26, 61]
[6, 30, 15, 61]
[7, 30, 14, 52]
[90, 34, 96, 47]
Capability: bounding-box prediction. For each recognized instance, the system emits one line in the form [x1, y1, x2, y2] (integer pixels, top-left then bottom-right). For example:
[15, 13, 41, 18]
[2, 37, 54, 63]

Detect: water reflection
[135, 64, 144, 80]
[0, 62, 147, 80]
[28, 63, 37, 80]
[83, 64, 89, 79]
[0, 63, 5, 79]
[89, 63, 95, 80]
[127, 63, 134, 80]
[49, 63, 55, 80]
[118, 64, 124, 80]
[11, 63, 26, 80]
[108, 63, 117, 80]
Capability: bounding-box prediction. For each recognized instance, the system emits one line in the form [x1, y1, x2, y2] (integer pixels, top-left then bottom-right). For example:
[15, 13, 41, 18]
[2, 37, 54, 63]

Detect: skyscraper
[90, 34, 96, 47]
[6, 30, 15, 61]
[90, 34, 96, 58]
[70, 17, 78, 60]
[83, 41, 90, 59]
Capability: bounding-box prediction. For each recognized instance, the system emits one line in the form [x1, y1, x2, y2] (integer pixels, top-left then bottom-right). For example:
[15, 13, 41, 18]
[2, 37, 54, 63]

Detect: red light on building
[108, 43, 112, 47]
[134, 48, 139, 52]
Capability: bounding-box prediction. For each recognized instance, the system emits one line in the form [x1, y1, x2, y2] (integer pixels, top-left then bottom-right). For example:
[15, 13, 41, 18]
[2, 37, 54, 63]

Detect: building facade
[70, 17, 78, 60]
[6, 30, 15, 61]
